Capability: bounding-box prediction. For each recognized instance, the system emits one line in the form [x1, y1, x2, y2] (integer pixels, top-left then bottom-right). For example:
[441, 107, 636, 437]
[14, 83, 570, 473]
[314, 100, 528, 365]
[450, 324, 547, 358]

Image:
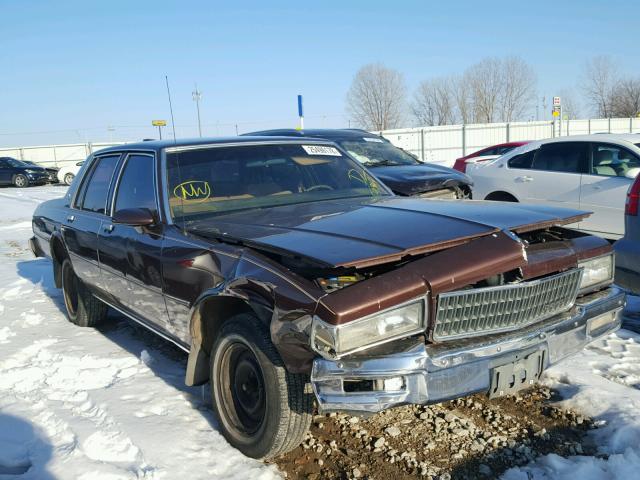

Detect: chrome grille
[434, 269, 583, 340]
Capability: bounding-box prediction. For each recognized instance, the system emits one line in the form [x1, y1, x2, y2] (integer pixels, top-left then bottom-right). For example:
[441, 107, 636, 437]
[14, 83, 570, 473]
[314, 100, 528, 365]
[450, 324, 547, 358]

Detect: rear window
[508, 150, 536, 169]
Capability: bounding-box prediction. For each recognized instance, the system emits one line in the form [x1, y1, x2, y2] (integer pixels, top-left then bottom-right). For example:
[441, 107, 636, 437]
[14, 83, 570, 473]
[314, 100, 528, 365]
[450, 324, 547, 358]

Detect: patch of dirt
[272, 386, 602, 480]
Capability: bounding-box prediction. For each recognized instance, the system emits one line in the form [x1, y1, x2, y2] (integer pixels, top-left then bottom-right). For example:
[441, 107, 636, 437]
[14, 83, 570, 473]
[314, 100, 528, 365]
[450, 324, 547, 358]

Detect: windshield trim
[159, 142, 393, 227]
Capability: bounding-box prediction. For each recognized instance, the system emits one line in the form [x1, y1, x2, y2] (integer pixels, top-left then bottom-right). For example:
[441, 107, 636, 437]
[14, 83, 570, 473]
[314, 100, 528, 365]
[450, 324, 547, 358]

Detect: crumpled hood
[369, 164, 472, 195]
[189, 197, 589, 268]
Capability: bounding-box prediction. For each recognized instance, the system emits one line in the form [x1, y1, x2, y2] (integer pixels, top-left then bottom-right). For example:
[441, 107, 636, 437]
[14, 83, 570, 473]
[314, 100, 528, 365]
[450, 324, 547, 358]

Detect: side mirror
[112, 208, 155, 226]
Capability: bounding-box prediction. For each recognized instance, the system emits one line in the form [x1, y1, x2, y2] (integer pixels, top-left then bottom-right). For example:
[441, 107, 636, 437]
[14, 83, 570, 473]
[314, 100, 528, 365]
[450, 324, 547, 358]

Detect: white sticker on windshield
[302, 145, 342, 156]
[363, 137, 384, 143]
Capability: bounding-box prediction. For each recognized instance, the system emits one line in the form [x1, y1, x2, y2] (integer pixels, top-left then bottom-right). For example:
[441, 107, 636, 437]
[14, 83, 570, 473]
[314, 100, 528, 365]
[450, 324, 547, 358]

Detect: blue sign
[297, 95, 303, 117]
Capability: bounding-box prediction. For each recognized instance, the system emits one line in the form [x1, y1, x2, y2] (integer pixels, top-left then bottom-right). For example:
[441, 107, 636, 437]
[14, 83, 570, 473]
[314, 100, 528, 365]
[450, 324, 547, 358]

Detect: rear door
[105, 152, 170, 330]
[62, 154, 120, 291]
[579, 142, 640, 238]
[507, 142, 586, 210]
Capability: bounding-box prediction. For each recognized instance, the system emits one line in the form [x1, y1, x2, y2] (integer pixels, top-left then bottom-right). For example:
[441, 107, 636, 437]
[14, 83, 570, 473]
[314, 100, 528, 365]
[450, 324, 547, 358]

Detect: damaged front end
[306, 227, 624, 414]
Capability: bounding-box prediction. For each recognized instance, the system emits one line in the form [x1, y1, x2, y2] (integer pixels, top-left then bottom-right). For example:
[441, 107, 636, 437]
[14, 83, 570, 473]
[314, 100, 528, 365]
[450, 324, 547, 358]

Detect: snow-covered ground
[0, 186, 278, 479]
[0, 185, 639, 480]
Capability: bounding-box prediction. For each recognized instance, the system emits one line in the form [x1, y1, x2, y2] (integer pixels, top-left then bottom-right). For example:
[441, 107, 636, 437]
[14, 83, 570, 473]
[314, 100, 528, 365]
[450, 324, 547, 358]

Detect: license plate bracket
[489, 350, 546, 398]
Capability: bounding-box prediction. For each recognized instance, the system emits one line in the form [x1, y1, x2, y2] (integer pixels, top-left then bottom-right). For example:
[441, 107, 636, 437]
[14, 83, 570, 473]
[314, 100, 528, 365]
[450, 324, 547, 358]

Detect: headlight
[311, 300, 425, 359]
[579, 254, 614, 291]
[25, 169, 39, 174]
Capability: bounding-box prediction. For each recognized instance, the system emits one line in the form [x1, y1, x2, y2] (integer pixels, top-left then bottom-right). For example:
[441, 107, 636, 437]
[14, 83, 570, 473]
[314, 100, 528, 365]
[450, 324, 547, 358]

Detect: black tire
[61, 258, 107, 327]
[210, 313, 312, 459]
[64, 173, 75, 185]
[13, 174, 29, 188]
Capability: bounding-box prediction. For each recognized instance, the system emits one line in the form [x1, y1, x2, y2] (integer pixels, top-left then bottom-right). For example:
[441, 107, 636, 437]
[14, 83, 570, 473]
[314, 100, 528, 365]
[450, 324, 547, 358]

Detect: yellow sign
[173, 181, 211, 202]
[552, 110, 560, 117]
[152, 120, 167, 127]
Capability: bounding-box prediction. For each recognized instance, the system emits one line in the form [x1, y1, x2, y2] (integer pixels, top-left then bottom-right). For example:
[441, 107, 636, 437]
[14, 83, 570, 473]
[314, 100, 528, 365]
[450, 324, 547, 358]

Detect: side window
[78, 155, 120, 214]
[591, 143, 640, 177]
[508, 150, 536, 169]
[531, 143, 587, 174]
[113, 155, 157, 213]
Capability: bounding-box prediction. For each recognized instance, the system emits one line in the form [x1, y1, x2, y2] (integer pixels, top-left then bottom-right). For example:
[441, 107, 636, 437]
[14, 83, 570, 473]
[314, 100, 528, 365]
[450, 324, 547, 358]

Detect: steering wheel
[306, 184, 334, 192]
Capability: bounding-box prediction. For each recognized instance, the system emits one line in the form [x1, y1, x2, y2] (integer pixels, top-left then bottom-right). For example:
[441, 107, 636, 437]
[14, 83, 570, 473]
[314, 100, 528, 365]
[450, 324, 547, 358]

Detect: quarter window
[113, 154, 157, 213]
[508, 150, 536, 169]
[78, 155, 120, 214]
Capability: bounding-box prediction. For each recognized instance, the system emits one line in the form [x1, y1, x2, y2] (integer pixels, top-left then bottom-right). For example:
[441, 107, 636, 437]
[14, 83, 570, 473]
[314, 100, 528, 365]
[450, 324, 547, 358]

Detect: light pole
[192, 84, 203, 137]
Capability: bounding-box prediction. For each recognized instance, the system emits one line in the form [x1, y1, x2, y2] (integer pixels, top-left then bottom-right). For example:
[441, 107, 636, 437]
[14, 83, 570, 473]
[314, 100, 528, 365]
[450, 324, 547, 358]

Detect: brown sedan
[30, 137, 624, 459]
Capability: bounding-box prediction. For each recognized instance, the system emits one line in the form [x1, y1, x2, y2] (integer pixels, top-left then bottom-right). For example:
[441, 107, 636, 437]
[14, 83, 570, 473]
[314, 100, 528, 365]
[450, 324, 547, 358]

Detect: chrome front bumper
[311, 287, 625, 414]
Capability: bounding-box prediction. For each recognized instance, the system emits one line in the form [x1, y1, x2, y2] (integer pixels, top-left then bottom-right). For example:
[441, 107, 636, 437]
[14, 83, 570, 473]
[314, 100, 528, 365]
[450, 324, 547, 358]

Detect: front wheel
[13, 174, 29, 188]
[210, 313, 312, 459]
[64, 173, 75, 185]
[61, 258, 107, 327]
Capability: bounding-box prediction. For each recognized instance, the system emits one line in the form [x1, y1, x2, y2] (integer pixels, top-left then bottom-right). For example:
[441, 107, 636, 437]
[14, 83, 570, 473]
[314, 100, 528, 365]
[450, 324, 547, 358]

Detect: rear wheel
[61, 258, 107, 327]
[64, 173, 75, 185]
[13, 174, 28, 188]
[210, 313, 312, 459]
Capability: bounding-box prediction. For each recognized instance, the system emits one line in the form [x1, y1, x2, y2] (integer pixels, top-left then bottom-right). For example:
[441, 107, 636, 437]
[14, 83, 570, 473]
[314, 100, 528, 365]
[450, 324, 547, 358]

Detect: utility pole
[192, 84, 203, 137]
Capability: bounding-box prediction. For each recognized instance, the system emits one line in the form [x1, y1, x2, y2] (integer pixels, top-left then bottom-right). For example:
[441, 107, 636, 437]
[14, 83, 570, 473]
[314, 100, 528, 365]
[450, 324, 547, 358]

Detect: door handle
[515, 176, 533, 183]
[66, 215, 75, 223]
[103, 224, 114, 233]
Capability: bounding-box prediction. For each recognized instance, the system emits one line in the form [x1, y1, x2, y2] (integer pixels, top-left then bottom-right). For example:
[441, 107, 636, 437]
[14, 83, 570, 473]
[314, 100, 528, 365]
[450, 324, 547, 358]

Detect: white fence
[2, 117, 640, 169]
[380, 117, 640, 167]
[0, 142, 125, 169]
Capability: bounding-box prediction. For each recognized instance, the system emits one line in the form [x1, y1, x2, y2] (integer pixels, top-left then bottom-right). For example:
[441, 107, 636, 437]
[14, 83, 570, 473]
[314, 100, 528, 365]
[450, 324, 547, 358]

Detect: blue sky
[1, 0, 638, 147]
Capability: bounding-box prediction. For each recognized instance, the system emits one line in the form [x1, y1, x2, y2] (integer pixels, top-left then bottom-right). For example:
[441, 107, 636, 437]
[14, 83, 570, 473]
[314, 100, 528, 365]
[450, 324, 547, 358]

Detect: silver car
[615, 174, 640, 294]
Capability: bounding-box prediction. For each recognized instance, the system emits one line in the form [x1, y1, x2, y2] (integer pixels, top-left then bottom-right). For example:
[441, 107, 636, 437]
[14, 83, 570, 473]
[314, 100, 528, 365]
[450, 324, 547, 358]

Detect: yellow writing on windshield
[348, 169, 381, 196]
[173, 180, 211, 202]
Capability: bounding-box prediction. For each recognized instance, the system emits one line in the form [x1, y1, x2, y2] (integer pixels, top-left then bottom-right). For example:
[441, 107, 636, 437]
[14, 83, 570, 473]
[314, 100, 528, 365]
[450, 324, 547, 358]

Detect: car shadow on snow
[0, 413, 55, 479]
[16, 258, 222, 430]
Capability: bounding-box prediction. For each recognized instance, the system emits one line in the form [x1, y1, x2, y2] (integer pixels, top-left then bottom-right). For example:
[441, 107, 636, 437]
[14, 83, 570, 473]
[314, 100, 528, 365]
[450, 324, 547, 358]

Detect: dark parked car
[615, 173, 640, 294]
[30, 137, 623, 459]
[245, 129, 473, 199]
[23, 160, 60, 183]
[0, 157, 51, 187]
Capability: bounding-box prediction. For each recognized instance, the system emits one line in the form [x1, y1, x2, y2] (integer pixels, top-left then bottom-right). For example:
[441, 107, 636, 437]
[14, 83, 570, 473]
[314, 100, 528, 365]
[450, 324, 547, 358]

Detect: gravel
[272, 386, 599, 480]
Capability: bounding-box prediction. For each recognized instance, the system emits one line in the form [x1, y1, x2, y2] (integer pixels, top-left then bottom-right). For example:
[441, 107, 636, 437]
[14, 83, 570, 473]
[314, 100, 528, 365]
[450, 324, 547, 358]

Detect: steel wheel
[218, 339, 266, 435]
[61, 259, 79, 320]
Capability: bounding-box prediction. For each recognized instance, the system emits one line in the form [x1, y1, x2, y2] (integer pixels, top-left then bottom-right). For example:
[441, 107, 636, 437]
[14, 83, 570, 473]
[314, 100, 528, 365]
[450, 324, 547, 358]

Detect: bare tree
[451, 74, 473, 124]
[557, 89, 582, 119]
[411, 77, 455, 126]
[612, 78, 640, 117]
[582, 55, 619, 117]
[465, 58, 503, 123]
[346, 63, 407, 130]
[499, 56, 536, 122]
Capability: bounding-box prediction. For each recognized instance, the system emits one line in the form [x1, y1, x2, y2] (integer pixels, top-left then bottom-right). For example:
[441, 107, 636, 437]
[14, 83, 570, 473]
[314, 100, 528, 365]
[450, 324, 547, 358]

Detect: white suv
[468, 134, 640, 239]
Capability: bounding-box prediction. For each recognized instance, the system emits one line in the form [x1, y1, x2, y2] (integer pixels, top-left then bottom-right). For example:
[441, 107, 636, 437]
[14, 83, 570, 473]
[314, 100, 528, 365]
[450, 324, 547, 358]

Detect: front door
[107, 153, 170, 331]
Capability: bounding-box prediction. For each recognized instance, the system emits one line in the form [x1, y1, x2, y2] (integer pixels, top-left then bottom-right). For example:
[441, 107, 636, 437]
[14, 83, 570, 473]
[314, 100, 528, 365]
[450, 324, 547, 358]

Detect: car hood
[188, 197, 589, 269]
[369, 164, 472, 195]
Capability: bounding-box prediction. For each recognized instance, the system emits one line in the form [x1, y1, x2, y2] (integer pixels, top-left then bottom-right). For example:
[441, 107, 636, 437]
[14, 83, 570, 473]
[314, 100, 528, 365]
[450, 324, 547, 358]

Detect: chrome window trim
[72, 153, 122, 214]
[109, 152, 159, 219]
[164, 139, 338, 154]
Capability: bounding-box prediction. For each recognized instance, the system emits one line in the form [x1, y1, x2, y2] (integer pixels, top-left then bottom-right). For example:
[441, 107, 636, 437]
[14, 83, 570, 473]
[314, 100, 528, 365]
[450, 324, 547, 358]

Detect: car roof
[530, 133, 640, 146]
[92, 136, 339, 155]
[242, 128, 383, 140]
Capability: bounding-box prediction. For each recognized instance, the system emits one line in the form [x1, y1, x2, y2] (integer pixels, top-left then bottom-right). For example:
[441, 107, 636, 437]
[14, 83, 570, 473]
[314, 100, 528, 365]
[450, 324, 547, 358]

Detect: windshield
[166, 143, 389, 225]
[338, 138, 419, 166]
